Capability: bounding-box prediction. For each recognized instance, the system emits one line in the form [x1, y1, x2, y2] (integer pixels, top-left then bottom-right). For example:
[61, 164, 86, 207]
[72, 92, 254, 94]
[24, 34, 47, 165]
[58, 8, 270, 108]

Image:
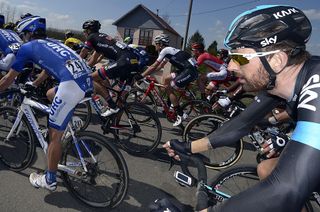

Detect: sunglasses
[229, 50, 280, 66]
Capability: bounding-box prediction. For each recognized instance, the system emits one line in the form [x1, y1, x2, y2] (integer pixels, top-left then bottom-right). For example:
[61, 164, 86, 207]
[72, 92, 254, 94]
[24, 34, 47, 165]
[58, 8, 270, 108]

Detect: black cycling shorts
[172, 65, 198, 88]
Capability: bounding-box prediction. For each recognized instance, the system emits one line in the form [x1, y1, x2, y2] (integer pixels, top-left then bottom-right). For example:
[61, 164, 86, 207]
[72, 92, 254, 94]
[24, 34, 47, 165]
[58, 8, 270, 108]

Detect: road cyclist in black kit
[80, 19, 141, 117]
[159, 4, 320, 212]
[142, 34, 198, 127]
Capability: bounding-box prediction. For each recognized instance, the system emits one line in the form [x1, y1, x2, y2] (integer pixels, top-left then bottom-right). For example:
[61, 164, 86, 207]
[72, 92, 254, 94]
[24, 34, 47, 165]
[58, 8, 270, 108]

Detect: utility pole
[182, 0, 193, 50]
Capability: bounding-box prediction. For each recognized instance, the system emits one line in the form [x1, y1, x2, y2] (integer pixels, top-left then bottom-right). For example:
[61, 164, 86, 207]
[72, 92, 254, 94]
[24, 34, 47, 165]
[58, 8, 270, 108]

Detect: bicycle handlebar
[175, 151, 208, 185]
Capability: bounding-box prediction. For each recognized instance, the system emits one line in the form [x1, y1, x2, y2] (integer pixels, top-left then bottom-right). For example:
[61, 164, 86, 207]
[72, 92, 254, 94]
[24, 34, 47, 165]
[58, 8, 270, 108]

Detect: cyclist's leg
[197, 72, 207, 100]
[209, 141, 320, 212]
[257, 157, 278, 180]
[30, 80, 85, 191]
[170, 66, 198, 126]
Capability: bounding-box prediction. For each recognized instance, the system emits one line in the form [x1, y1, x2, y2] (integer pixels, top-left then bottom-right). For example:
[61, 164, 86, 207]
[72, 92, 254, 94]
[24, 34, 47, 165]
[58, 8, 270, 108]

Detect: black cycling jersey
[157, 47, 197, 72]
[208, 56, 320, 211]
[84, 32, 126, 61]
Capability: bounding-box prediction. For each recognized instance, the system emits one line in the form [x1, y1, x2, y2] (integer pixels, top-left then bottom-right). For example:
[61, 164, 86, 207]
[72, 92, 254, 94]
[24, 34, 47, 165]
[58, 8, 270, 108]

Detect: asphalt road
[0, 111, 267, 212]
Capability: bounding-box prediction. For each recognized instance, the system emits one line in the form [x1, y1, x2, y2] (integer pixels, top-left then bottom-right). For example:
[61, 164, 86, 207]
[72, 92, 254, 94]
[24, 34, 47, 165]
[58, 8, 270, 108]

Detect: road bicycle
[80, 81, 162, 155]
[0, 86, 129, 208]
[125, 76, 212, 128]
[182, 109, 294, 170]
[172, 151, 316, 212]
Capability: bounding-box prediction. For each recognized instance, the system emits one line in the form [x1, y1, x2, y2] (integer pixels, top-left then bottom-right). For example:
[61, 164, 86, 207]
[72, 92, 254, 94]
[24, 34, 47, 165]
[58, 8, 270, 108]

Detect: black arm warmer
[208, 91, 282, 148]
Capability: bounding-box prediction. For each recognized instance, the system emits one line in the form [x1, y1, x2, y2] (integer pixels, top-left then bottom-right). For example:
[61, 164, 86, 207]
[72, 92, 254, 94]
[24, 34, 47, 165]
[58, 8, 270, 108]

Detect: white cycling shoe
[101, 107, 120, 117]
[29, 172, 57, 191]
[173, 113, 188, 127]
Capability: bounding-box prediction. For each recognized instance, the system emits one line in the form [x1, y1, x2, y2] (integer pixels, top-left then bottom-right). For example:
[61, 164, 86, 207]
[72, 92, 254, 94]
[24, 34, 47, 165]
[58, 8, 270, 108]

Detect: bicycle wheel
[73, 101, 92, 131]
[0, 106, 36, 171]
[124, 87, 157, 113]
[209, 165, 314, 212]
[60, 131, 129, 208]
[180, 99, 212, 128]
[183, 114, 243, 170]
[114, 102, 162, 155]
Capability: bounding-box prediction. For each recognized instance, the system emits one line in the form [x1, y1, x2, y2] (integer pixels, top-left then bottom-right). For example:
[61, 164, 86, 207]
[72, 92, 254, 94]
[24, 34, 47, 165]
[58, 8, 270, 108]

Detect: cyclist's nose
[228, 59, 241, 74]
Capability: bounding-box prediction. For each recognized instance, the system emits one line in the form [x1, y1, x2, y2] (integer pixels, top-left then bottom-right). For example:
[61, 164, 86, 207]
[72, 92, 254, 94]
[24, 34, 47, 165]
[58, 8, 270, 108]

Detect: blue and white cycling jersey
[0, 29, 22, 55]
[11, 38, 92, 92]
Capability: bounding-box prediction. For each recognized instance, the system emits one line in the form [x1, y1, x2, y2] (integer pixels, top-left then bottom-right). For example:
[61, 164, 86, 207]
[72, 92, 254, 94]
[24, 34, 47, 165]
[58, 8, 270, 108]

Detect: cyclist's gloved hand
[169, 139, 191, 155]
[149, 198, 181, 212]
[261, 132, 289, 158]
[196, 182, 209, 211]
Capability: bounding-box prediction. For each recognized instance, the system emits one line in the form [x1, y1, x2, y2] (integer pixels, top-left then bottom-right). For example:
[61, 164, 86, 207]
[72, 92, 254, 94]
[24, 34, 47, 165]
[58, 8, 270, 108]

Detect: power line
[160, 0, 260, 17]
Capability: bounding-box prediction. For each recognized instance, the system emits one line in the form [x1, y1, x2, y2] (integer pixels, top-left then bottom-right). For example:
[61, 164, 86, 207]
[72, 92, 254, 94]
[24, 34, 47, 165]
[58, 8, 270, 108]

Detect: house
[113, 4, 183, 49]
[113, 4, 183, 79]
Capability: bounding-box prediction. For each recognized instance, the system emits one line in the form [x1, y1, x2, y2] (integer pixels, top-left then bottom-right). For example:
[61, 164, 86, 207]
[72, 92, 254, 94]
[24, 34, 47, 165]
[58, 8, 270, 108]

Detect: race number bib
[65, 59, 89, 78]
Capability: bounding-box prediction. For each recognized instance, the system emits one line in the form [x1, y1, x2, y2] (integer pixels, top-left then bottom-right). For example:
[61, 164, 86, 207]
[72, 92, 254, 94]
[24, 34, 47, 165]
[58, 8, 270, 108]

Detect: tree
[207, 40, 218, 56]
[186, 30, 205, 53]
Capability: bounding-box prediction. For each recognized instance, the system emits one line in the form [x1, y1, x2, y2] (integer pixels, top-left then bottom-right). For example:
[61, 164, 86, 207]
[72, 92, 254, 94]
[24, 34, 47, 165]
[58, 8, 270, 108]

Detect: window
[139, 29, 153, 46]
[124, 28, 134, 39]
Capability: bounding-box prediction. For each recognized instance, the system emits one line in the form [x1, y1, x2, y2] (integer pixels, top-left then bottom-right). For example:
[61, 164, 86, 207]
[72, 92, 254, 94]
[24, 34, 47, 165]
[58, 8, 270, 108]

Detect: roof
[113, 4, 181, 37]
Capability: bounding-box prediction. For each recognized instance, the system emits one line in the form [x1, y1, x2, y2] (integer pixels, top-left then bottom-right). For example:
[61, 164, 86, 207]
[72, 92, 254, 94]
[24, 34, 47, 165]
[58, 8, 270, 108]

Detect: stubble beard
[243, 65, 269, 92]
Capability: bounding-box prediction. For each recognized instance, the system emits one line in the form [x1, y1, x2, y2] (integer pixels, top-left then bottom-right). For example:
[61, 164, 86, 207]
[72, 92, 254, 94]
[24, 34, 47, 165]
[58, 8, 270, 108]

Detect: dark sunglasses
[229, 50, 280, 66]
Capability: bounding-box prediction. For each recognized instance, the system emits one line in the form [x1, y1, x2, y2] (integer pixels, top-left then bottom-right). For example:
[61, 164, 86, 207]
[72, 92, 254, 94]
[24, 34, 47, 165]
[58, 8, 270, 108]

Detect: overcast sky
[3, 0, 320, 54]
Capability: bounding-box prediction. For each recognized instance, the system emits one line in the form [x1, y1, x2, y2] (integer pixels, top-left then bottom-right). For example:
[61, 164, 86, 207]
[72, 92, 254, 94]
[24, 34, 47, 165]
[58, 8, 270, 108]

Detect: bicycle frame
[6, 92, 96, 175]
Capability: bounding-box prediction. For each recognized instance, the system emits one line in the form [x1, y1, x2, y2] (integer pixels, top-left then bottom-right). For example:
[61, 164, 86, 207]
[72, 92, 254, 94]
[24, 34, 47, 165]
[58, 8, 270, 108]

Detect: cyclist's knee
[257, 158, 278, 180]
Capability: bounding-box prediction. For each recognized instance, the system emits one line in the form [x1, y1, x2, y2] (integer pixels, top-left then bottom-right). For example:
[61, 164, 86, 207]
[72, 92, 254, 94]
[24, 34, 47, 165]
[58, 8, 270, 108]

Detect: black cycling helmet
[65, 30, 74, 38]
[20, 13, 33, 20]
[217, 49, 228, 60]
[82, 20, 101, 32]
[0, 14, 4, 28]
[3, 22, 16, 30]
[224, 5, 312, 50]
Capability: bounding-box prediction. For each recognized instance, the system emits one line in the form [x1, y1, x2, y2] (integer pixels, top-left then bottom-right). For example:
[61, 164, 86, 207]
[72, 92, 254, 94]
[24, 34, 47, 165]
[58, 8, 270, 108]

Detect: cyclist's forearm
[191, 137, 212, 153]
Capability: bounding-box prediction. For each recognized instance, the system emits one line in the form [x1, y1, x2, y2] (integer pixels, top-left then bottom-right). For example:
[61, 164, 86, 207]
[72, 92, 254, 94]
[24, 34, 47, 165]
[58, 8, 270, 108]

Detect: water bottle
[93, 95, 104, 111]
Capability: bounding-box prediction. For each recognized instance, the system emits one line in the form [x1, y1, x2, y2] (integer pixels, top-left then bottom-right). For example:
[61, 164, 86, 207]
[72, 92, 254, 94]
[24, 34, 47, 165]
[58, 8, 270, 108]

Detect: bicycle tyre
[183, 114, 243, 170]
[60, 131, 129, 208]
[180, 99, 212, 128]
[73, 101, 92, 131]
[114, 102, 162, 155]
[209, 165, 313, 212]
[124, 87, 158, 113]
[0, 106, 36, 171]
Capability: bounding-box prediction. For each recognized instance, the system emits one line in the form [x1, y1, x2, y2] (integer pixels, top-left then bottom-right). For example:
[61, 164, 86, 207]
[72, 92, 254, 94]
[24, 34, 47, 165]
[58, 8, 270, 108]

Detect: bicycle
[81, 81, 162, 155]
[125, 75, 212, 128]
[182, 110, 294, 170]
[0, 86, 129, 208]
[172, 151, 315, 212]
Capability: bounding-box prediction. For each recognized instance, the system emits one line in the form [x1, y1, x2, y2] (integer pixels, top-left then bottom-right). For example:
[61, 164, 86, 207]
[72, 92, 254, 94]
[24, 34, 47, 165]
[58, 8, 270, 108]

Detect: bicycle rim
[61, 131, 129, 208]
[0, 106, 36, 171]
[183, 114, 243, 169]
[115, 102, 162, 155]
[209, 165, 259, 201]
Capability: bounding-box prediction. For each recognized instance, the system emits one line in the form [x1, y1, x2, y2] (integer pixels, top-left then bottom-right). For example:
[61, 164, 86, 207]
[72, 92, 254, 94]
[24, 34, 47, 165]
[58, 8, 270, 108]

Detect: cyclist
[0, 16, 93, 191]
[164, 5, 318, 212]
[80, 20, 140, 117]
[0, 15, 23, 73]
[191, 43, 235, 101]
[64, 30, 84, 54]
[142, 34, 198, 126]
[216, 48, 229, 63]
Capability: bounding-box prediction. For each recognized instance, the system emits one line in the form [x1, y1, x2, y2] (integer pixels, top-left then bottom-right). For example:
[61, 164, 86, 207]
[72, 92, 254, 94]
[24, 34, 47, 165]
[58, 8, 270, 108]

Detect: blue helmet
[16, 16, 46, 35]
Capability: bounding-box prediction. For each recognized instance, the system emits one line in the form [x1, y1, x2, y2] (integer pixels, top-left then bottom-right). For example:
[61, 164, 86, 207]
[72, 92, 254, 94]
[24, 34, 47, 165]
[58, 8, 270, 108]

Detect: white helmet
[154, 34, 169, 45]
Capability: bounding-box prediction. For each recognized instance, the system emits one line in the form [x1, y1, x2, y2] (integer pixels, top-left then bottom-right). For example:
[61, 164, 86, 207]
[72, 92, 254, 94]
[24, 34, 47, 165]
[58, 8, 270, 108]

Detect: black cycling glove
[169, 139, 192, 155]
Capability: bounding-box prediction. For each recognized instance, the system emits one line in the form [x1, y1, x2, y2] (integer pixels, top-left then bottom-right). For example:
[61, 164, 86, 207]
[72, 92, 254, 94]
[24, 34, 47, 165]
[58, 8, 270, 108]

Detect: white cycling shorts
[48, 80, 85, 131]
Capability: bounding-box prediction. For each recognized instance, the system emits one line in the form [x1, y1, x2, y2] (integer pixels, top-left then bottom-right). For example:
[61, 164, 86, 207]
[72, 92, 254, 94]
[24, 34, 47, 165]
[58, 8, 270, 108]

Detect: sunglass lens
[231, 55, 249, 65]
